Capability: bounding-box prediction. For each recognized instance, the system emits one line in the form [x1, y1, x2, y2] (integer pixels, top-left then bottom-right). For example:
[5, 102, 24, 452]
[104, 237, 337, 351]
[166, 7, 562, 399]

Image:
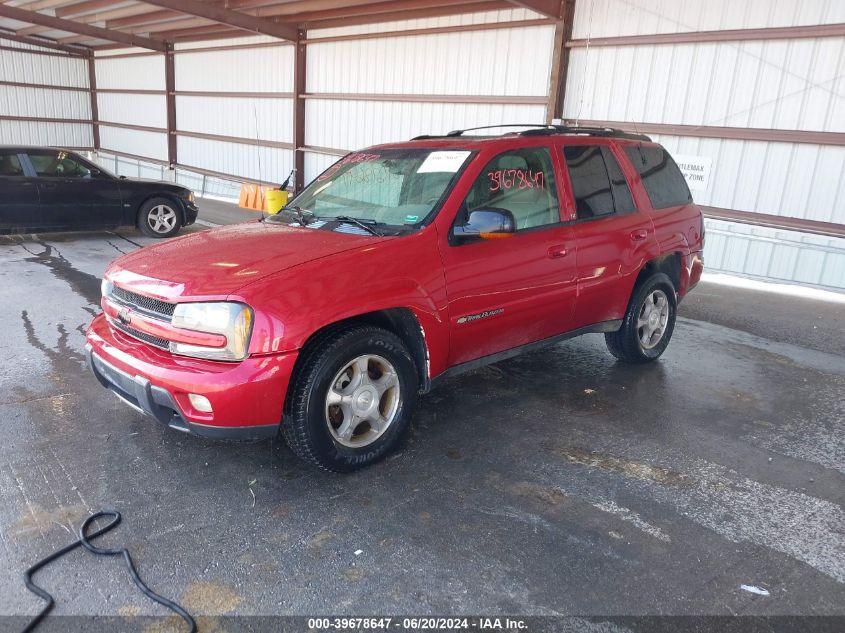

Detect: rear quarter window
[624, 145, 692, 209]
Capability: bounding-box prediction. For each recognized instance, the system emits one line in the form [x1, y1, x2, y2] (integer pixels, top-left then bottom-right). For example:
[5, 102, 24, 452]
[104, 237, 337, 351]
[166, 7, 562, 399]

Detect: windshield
[282, 148, 472, 231]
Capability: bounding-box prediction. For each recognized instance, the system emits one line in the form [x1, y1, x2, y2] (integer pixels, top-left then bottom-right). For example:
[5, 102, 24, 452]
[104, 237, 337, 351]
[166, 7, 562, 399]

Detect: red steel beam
[165, 44, 177, 166]
[701, 207, 845, 239]
[0, 29, 89, 55]
[0, 79, 88, 91]
[56, 0, 121, 18]
[0, 4, 167, 51]
[546, 0, 574, 121]
[507, 0, 562, 18]
[275, 0, 494, 23]
[137, 0, 298, 41]
[570, 120, 845, 147]
[567, 23, 845, 47]
[295, 1, 512, 29]
[87, 51, 99, 149]
[108, 9, 185, 29]
[293, 29, 306, 192]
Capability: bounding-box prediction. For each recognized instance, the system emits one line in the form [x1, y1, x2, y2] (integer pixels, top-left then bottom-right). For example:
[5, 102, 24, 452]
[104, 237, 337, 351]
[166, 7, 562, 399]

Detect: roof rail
[411, 124, 651, 142]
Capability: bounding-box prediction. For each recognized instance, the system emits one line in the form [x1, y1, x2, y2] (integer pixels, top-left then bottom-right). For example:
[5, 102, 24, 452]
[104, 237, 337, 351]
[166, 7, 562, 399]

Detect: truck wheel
[282, 326, 418, 472]
[605, 272, 677, 363]
[138, 198, 181, 238]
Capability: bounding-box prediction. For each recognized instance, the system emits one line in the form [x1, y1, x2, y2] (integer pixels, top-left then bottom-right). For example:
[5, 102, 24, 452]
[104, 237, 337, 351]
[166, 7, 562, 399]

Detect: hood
[107, 221, 387, 300]
[118, 177, 187, 191]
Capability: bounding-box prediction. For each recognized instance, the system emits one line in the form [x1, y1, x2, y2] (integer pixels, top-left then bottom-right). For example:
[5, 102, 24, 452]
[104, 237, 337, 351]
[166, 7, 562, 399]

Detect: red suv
[86, 125, 704, 471]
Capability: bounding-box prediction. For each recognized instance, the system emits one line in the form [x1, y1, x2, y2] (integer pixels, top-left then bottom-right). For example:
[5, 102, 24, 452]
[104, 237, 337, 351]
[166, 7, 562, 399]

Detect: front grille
[110, 317, 170, 350]
[111, 285, 176, 320]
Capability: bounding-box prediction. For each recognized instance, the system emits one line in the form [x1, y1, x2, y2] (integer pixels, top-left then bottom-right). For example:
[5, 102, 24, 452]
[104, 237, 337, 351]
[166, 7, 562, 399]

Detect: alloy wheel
[324, 354, 401, 448]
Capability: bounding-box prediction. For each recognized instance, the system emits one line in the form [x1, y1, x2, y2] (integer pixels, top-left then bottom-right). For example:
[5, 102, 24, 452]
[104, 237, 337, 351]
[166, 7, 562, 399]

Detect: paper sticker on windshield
[417, 151, 471, 174]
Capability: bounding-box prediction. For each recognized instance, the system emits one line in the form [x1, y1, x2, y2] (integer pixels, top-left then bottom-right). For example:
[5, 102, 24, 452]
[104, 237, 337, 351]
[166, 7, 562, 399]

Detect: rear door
[440, 143, 578, 366]
[0, 150, 42, 233]
[25, 150, 123, 231]
[557, 141, 659, 329]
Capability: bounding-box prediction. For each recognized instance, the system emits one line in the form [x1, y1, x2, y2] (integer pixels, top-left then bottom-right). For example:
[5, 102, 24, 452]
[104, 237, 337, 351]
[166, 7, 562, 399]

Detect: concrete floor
[1, 198, 843, 628]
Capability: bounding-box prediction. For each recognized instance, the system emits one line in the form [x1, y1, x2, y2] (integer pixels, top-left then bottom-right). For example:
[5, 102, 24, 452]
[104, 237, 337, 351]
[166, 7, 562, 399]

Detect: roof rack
[411, 124, 651, 142]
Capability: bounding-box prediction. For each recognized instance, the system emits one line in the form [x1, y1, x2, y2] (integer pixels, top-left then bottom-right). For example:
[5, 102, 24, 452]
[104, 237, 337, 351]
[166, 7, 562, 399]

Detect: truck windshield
[281, 148, 472, 231]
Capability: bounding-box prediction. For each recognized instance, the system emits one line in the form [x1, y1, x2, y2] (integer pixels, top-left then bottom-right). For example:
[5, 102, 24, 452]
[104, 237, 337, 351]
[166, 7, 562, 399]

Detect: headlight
[101, 278, 113, 298]
[184, 190, 195, 203]
[170, 302, 253, 361]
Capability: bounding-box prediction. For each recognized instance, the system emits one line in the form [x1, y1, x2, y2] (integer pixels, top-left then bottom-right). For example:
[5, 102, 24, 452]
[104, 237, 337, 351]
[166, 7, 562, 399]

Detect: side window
[602, 147, 636, 214]
[623, 145, 692, 209]
[27, 151, 92, 179]
[464, 147, 560, 231]
[0, 152, 24, 177]
[563, 144, 635, 219]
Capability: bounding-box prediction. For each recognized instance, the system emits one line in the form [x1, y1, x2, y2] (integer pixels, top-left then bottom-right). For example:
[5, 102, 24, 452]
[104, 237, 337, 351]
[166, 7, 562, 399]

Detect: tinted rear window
[624, 145, 692, 209]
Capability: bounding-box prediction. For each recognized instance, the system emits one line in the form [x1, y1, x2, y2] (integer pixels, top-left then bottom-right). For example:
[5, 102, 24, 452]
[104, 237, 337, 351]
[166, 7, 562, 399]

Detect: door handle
[548, 245, 569, 259]
[630, 229, 649, 241]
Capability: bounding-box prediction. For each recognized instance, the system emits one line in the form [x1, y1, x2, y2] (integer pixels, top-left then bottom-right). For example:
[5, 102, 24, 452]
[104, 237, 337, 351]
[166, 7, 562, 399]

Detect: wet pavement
[0, 210, 843, 626]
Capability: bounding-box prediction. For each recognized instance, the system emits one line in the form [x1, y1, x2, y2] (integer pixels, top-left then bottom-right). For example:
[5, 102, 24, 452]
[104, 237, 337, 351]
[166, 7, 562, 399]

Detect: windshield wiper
[330, 215, 384, 237]
[270, 205, 314, 226]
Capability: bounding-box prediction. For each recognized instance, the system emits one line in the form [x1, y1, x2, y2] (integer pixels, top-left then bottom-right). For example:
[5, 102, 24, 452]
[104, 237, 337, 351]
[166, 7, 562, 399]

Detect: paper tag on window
[417, 151, 471, 174]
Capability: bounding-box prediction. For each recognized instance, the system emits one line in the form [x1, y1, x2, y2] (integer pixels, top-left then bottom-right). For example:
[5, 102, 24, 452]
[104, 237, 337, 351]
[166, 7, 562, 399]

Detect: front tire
[605, 272, 677, 363]
[138, 197, 181, 238]
[282, 326, 418, 472]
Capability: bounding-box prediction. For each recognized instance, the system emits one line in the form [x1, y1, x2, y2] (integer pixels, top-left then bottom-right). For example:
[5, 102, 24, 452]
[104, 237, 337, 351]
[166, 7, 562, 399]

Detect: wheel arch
[633, 252, 683, 297]
[287, 308, 432, 404]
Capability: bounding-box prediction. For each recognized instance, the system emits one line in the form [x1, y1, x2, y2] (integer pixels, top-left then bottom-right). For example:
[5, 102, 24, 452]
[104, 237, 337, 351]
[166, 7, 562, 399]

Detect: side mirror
[453, 208, 516, 240]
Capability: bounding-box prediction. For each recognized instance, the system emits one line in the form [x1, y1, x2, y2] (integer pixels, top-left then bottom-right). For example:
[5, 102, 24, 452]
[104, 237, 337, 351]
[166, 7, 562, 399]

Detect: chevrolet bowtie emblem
[117, 307, 132, 325]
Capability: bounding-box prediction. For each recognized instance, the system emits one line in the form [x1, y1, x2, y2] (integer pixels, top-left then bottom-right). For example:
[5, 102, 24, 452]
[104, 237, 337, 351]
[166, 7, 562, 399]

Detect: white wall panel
[306, 99, 546, 151]
[99, 126, 167, 161]
[308, 8, 540, 38]
[95, 55, 165, 91]
[0, 44, 91, 147]
[303, 151, 342, 185]
[307, 25, 555, 97]
[177, 136, 293, 184]
[0, 47, 88, 87]
[0, 120, 91, 147]
[564, 39, 845, 132]
[174, 46, 293, 92]
[175, 95, 292, 143]
[97, 93, 167, 128]
[572, 0, 845, 38]
[652, 134, 845, 225]
[0, 85, 90, 119]
[703, 219, 845, 290]
[175, 35, 276, 51]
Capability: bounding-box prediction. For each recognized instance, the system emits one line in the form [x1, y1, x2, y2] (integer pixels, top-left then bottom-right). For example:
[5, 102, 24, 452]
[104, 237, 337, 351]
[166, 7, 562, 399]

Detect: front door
[0, 150, 41, 233]
[439, 145, 577, 366]
[25, 150, 123, 231]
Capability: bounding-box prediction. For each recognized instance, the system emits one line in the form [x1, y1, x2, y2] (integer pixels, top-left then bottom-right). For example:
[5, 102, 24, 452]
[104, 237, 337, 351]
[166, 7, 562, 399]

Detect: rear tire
[282, 326, 418, 472]
[605, 272, 677, 363]
[138, 197, 181, 238]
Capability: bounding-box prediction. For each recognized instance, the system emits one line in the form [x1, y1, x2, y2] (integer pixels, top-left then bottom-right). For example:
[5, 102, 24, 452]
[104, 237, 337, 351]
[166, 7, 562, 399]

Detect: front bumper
[86, 313, 297, 440]
[183, 200, 199, 226]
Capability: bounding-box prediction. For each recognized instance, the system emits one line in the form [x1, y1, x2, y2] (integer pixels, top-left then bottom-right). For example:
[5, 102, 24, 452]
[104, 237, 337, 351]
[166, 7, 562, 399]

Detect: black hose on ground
[22, 510, 196, 633]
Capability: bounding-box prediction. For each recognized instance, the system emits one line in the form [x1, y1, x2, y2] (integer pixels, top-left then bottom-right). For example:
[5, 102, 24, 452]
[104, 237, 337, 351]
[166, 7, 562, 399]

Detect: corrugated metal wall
[174, 36, 295, 183]
[0, 39, 92, 147]
[302, 8, 554, 181]
[95, 50, 168, 161]
[565, 0, 845, 288]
